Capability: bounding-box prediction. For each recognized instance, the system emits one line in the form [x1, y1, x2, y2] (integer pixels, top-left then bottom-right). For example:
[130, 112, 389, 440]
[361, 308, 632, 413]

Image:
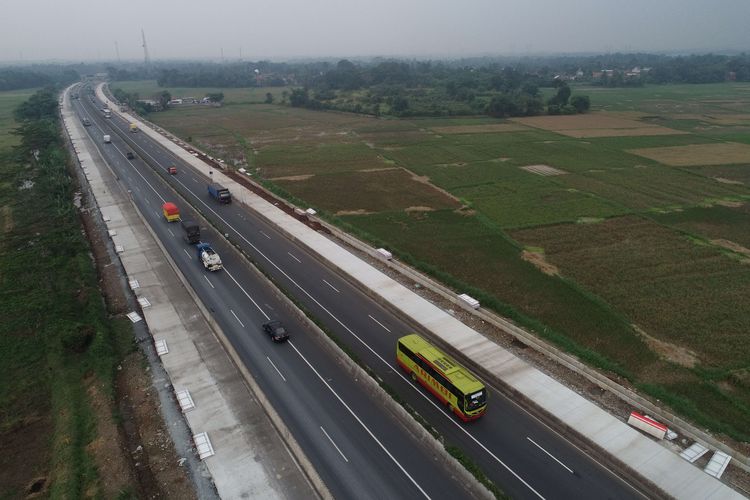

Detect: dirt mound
[521, 250, 559, 276]
[633, 325, 699, 368]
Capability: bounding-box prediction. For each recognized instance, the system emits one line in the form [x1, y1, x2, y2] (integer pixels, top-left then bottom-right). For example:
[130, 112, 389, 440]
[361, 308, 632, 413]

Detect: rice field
[119, 80, 750, 440]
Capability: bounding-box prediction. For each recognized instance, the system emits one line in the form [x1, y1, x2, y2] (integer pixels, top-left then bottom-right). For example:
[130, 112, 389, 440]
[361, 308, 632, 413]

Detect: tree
[158, 90, 172, 110]
[289, 88, 309, 107]
[485, 94, 517, 118]
[264, 92, 273, 104]
[570, 95, 591, 113]
[206, 92, 224, 103]
[390, 95, 409, 114]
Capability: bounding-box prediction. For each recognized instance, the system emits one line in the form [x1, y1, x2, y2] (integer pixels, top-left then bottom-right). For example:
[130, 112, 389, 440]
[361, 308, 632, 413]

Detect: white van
[103, 135, 111, 143]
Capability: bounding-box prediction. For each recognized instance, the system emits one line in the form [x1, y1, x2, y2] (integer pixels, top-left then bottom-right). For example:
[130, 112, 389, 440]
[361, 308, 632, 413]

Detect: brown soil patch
[1, 205, 12, 233]
[512, 113, 660, 130]
[512, 113, 684, 137]
[0, 414, 52, 499]
[633, 325, 699, 368]
[335, 209, 375, 216]
[117, 353, 197, 499]
[521, 164, 567, 176]
[715, 200, 745, 208]
[430, 123, 528, 134]
[86, 379, 135, 498]
[711, 239, 750, 256]
[715, 177, 744, 185]
[521, 250, 559, 276]
[557, 127, 688, 138]
[407, 170, 462, 203]
[268, 174, 314, 182]
[629, 142, 750, 166]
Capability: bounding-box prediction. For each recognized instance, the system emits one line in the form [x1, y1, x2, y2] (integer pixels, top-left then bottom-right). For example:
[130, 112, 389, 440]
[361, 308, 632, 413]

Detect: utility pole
[220, 47, 224, 64]
[115, 41, 121, 62]
[141, 28, 151, 66]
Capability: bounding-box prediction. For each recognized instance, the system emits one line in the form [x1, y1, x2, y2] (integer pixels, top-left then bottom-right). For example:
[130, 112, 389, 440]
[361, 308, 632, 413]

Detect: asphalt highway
[71, 91, 474, 500]
[74, 87, 645, 499]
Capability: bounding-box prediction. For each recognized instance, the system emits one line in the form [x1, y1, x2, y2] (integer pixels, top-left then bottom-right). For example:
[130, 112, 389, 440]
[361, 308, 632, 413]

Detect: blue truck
[208, 182, 232, 204]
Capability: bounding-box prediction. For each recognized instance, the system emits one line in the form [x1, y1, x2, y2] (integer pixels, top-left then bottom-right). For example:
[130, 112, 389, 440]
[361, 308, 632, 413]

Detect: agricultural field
[118, 80, 750, 441]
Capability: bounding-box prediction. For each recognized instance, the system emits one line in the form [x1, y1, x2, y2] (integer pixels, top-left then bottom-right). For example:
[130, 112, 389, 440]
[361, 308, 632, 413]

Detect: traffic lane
[166, 197, 637, 499]
[79, 112, 472, 500]
[82, 94, 640, 498]
[70, 107, 431, 499]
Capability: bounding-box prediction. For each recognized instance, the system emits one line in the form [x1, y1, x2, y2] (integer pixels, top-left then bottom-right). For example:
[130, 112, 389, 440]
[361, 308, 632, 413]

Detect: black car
[262, 320, 289, 343]
[126, 151, 135, 159]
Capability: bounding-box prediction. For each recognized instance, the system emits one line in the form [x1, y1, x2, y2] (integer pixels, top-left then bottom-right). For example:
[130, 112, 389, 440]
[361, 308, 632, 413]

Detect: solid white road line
[368, 314, 391, 333]
[320, 426, 348, 463]
[288, 340, 430, 499]
[230, 309, 245, 328]
[223, 269, 271, 321]
[527, 437, 574, 474]
[266, 356, 287, 382]
[203, 274, 214, 289]
[322, 279, 340, 293]
[287, 252, 301, 263]
[151, 179, 544, 498]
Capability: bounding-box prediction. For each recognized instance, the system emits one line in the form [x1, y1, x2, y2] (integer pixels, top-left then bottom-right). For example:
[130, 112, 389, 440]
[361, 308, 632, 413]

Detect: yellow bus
[397, 334, 487, 421]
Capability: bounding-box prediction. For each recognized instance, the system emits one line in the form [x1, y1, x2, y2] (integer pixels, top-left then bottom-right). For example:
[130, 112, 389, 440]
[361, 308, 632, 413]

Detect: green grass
[111, 80, 289, 106]
[343, 209, 651, 372]
[0, 90, 134, 497]
[653, 204, 750, 250]
[135, 79, 750, 440]
[0, 88, 36, 149]
[579, 82, 750, 113]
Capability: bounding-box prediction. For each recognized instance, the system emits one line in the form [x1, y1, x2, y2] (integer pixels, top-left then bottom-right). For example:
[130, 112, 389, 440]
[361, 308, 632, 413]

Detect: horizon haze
[1, 0, 748, 63]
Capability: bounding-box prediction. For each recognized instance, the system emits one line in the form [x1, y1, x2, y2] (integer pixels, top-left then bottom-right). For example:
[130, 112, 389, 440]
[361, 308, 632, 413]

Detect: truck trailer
[196, 243, 222, 271]
[162, 202, 180, 222]
[208, 183, 232, 204]
[181, 219, 201, 244]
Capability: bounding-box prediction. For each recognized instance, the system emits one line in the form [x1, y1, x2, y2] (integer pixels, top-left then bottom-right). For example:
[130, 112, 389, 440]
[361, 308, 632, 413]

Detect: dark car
[262, 320, 289, 343]
[126, 151, 135, 159]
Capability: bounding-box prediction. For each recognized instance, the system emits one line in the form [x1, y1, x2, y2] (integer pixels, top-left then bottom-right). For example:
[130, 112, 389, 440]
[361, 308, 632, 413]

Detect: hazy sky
[2, 0, 748, 62]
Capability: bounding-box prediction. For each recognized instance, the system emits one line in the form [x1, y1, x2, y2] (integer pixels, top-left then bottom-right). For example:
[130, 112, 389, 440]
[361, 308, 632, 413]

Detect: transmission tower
[115, 41, 121, 62]
[141, 29, 151, 66]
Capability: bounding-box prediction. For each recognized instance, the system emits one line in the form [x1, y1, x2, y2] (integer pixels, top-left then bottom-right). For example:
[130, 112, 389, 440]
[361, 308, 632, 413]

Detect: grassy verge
[0, 88, 133, 497]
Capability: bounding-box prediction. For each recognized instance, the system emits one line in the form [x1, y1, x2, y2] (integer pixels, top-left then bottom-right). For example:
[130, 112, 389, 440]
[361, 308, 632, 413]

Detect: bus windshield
[464, 389, 487, 411]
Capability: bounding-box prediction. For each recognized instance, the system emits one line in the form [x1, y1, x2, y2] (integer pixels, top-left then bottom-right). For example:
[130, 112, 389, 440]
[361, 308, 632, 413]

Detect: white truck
[103, 134, 111, 143]
[196, 243, 222, 271]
